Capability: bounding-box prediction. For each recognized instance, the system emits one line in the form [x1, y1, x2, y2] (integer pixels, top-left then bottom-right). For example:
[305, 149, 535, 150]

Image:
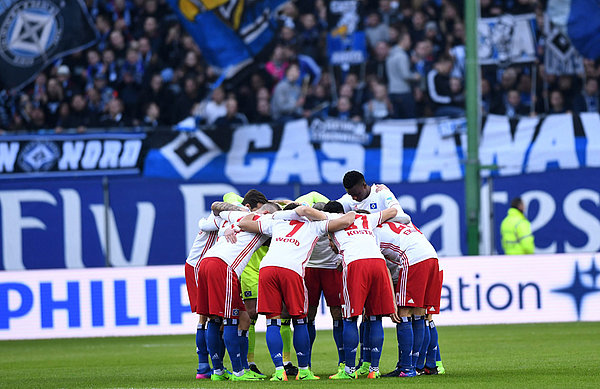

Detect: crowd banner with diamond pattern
[142, 114, 600, 185]
[0, 132, 146, 178]
[0, 0, 98, 91]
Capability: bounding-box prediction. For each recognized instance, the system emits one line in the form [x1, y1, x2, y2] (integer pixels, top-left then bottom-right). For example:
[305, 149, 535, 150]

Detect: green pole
[465, 0, 480, 255]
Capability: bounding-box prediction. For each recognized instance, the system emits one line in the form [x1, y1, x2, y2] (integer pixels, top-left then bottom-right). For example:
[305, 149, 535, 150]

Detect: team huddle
[184, 171, 444, 381]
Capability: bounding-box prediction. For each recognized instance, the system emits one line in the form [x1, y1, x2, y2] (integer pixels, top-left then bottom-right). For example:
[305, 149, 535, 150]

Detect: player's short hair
[355, 209, 370, 214]
[343, 170, 365, 189]
[243, 189, 268, 209]
[323, 201, 344, 214]
[312, 202, 326, 211]
[283, 202, 300, 211]
[510, 197, 523, 209]
[261, 201, 282, 213]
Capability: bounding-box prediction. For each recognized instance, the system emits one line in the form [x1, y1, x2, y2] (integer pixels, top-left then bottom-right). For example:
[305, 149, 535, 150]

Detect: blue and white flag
[0, 0, 98, 91]
[567, 0, 600, 59]
[167, 0, 287, 79]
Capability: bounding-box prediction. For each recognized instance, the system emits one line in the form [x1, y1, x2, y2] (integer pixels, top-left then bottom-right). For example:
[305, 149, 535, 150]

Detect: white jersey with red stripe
[185, 214, 226, 267]
[338, 185, 401, 213]
[203, 211, 268, 277]
[374, 221, 438, 269]
[330, 212, 386, 265]
[257, 216, 329, 277]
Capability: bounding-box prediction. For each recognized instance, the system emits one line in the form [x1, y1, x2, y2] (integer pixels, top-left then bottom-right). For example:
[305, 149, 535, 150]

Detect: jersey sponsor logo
[274, 236, 300, 246]
[370, 203, 377, 209]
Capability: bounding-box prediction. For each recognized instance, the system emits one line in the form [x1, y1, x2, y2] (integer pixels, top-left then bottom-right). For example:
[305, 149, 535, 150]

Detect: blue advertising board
[1, 167, 598, 270]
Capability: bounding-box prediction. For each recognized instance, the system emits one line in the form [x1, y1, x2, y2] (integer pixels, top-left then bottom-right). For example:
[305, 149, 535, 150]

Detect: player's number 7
[286, 220, 303, 237]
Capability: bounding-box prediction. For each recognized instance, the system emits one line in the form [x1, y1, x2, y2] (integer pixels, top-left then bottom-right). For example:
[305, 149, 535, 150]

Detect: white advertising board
[1, 253, 599, 340]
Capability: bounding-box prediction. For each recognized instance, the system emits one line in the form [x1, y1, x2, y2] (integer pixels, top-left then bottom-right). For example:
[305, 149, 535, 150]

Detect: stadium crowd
[1, 0, 599, 133]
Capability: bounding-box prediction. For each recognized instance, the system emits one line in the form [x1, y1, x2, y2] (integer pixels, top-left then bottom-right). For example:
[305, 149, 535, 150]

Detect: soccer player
[374, 220, 442, 377]
[222, 190, 272, 377]
[325, 201, 406, 379]
[197, 201, 280, 381]
[337, 170, 411, 376]
[184, 212, 226, 379]
[293, 192, 345, 373]
[238, 204, 355, 381]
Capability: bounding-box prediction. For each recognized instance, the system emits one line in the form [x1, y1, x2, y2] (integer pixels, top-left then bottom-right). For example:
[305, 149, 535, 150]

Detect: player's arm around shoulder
[381, 205, 411, 224]
[295, 205, 327, 220]
[238, 213, 261, 233]
[211, 201, 244, 215]
[328, 211, 356, 232]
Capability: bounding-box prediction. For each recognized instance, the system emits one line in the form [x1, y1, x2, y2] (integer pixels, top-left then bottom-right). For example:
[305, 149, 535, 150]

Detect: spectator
[117, 71, 141, 121]
[303, 83, 329, 118]
[386, 31, 420, 118]
[61, 94, 96, 131]
[109, 30, 127, 61]
[142, 102, 162, 127]
[100, 49, 120, 86]
[363, 82, 392, 122]
[44, 78, 64, 127]
[56, 65, 79, 100]
[28, 107, 47, 130]
[492, 89, 529, 118]
[427, 55, 465, 117]
[92, 73, 115, 110]
[271, 63, 303, 120]
[500, 197, 534, 255]
[481, 77, 496, 115]
[202, 86, 227, 124]
[265, 45, 289, 82]
[573, 78, 600, 114]
[548, 90, 567, 114]
[214, 97, 248, 127]
[172, 77, 203, 123]
[99, 98, 131, 127]
[328, 96, 361, 121]
[253, 99, 273, 123]
[365, 12, 389, 49]
[366, 41, 390, 84]
[297, 13, 322, 60]
[410, 11, 428, 46]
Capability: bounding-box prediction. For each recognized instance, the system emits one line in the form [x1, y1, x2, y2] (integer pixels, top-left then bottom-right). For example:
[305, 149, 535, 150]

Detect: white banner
[1, 253, 599, 339]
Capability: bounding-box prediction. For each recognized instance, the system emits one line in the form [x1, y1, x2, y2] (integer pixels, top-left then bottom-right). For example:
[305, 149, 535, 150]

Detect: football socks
[333, 319, 345, 364]
[266, 319, 284, 368]
[368, 317, 384, 369]
[343, 318, 359, 369]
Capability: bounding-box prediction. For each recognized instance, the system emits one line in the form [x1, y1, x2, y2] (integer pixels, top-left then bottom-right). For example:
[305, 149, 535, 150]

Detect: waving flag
[0, 0, 98, 91]
[567, 0, 600, 59]
[167, 0, 287, 79]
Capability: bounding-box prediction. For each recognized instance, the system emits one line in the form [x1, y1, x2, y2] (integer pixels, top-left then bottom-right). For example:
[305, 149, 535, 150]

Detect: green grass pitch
[1, 322, 599, 388]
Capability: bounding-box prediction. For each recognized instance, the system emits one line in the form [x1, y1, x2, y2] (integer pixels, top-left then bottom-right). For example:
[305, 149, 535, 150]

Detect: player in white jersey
[337, 170, 411, 376]
[237, 204, 355, 381]
[324, 201, 404, 380]
[197, 201, 280, 381]
[184, 212, 227, 380]
[338, 170, 408, 216]
[293, 192, 346, 373]
[374, 221, 442, 377]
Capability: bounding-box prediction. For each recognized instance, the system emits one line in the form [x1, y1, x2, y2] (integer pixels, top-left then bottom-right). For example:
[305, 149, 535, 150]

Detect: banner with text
[143, 114, 600, 184]
[1, 253, 598, 339]
[0, 133, 146, 178]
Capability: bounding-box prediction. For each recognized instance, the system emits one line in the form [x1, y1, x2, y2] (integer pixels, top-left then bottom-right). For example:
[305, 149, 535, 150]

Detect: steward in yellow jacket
[500, 197, 535, 255]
